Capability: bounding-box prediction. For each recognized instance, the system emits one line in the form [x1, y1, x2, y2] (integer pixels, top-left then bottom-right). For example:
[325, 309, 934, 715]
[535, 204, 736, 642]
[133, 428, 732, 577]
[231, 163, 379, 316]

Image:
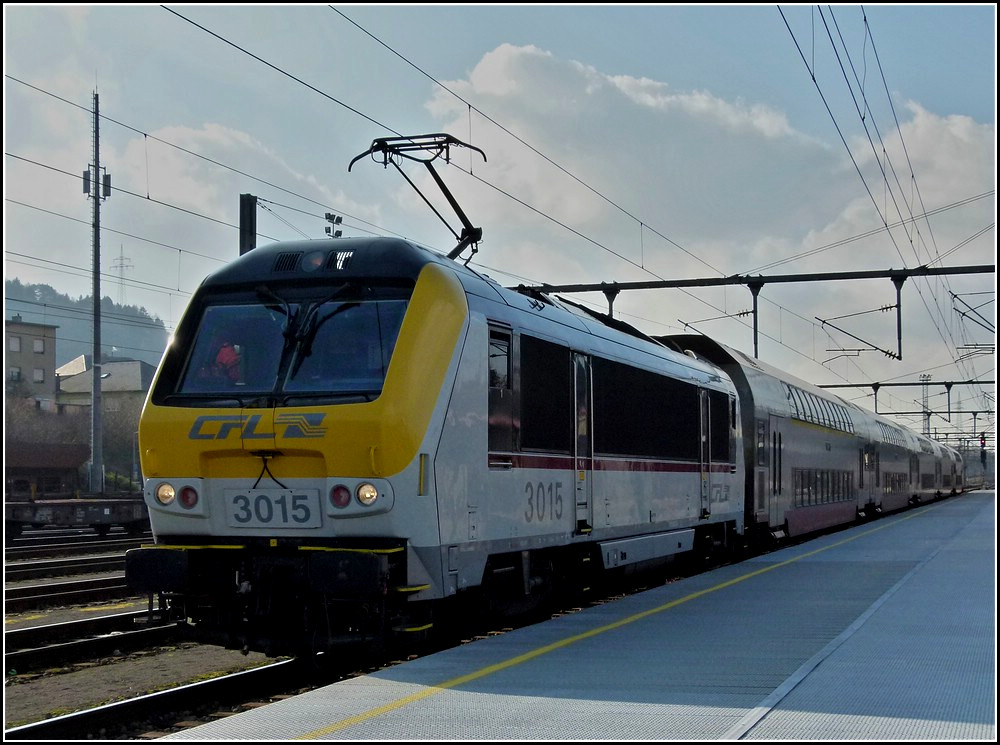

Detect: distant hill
[5, 278, 168, 368]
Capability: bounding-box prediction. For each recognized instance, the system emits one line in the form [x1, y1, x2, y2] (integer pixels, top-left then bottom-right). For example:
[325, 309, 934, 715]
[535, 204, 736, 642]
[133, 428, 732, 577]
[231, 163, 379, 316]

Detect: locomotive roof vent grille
[327, 250, 354, 272]
[272, 252, 303, 272]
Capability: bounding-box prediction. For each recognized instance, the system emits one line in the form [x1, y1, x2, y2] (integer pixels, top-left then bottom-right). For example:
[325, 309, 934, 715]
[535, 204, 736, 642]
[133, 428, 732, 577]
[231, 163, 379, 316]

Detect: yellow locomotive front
[126, 238, 468, 656]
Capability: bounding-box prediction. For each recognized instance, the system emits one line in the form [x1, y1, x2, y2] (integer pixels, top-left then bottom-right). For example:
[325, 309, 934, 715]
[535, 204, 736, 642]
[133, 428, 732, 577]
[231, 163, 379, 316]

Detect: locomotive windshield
[173, 291, 408, 404]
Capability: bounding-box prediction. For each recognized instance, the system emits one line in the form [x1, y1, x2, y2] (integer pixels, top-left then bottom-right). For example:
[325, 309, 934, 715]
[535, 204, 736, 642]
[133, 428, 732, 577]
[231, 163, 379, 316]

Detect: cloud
[424, 43, 859, 260]
[607, 74, 800, 141]
[851, 102, 995, 220]
[416, 42, 994, 396]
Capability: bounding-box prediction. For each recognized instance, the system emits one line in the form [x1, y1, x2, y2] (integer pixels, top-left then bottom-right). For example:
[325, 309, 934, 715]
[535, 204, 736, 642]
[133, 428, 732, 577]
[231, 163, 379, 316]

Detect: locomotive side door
[859, 443, 876, 508]
[699, 389, 711, 517]
[573, 353, 593, 533]
[753, 417, 770, 524]
[768, 414, 784, 526]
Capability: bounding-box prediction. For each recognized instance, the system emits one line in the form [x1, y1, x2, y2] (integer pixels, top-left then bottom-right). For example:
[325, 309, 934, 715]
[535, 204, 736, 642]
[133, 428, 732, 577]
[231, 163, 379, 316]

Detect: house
[5, 441, 90, 498]
[5, 314, 58, 410]
[56, 357, 157, 413]
[55, 357, 158, 485]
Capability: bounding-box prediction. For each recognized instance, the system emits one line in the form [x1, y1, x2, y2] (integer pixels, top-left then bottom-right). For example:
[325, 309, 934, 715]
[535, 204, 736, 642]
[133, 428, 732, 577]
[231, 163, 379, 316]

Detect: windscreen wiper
[287, 284, 358, 379]
[255, 284, 299, 351]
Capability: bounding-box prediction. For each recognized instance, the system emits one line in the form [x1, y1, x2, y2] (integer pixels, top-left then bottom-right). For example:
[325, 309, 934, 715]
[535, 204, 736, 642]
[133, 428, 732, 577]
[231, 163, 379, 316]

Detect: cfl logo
[189, 413, 327, 440]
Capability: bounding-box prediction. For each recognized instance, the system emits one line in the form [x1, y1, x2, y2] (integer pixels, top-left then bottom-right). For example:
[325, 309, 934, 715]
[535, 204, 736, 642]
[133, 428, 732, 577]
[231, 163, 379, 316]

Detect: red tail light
[179, 486, 199, 509]
[330, 484, 351, 508]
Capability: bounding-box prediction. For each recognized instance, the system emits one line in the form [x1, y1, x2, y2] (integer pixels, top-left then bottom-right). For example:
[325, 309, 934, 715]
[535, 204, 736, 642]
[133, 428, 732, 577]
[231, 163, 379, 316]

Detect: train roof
[198, 237, 440, 289]
[192, 237, 728, 387]
[663, 333, 861, 409]
[666, 334, 963, 454]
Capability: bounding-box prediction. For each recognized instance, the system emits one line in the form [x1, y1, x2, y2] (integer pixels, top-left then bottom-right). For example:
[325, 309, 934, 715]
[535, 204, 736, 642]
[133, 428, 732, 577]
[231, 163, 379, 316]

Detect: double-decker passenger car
[662, 335, 963, 539]
[667, 336, 868, 539]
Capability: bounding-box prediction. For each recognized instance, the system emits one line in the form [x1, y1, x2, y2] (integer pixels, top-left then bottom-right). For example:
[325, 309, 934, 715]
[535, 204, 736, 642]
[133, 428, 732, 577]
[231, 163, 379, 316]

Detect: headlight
[356, 483, 378, 506]
[155, 482, 176, 506]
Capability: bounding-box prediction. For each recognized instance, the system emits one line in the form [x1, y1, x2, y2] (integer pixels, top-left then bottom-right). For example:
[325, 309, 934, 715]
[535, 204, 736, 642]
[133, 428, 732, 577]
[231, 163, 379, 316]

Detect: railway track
[5, 612, 185, 674]
[4, 658, 312, 740]
[5, 554, 125, 582]
[6, 609, 154, 647]
[5, 535, 148, 561]
[4, 528, 150, 612]
[4, 575, 138, 614]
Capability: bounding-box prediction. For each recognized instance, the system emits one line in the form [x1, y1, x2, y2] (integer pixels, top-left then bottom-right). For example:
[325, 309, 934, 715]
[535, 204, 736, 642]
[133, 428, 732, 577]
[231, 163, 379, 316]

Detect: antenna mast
[84, 91, 111, 494]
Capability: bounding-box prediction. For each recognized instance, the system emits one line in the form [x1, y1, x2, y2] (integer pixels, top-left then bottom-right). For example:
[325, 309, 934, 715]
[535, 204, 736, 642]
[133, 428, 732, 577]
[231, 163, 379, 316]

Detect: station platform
[166, 490, 996, 741]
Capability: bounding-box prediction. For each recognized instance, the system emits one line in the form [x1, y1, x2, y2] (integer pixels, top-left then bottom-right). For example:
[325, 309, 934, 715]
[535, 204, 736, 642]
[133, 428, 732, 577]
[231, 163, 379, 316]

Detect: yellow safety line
[393, 584, 431, 593]
[138, 545, 404, 555]
[392, 623, 434, 633]
[297, 504, 934, 739]
[138, 544, 245, 550]
[297, 546, 404, 555]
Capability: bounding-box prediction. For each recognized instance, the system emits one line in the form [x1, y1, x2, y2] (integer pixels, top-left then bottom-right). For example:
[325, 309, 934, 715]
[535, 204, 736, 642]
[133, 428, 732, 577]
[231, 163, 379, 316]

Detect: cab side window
[488, 326, 514, 454]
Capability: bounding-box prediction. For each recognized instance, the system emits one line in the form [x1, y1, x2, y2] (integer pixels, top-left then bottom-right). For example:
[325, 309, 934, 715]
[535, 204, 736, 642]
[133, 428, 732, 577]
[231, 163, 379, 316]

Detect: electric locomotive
[126, 236, 745, 656]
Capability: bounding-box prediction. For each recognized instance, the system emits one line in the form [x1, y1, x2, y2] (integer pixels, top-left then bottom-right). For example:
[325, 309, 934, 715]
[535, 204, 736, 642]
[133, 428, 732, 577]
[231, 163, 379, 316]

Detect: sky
[3, 4, 997, 447]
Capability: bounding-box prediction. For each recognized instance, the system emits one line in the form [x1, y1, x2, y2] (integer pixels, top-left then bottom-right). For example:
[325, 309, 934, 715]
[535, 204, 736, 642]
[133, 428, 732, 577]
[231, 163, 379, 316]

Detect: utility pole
[84, 91, 111, 494]
[919, 374, 931, 436]
[112, 244, 132, 305]
[239, 193, 257, 254]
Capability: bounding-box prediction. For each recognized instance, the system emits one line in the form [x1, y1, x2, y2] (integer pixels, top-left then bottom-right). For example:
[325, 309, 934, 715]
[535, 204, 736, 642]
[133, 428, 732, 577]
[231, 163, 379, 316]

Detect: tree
[4, 394, 88, 445]
[102, 394, 145, 487]
[5, 278, 169, 368]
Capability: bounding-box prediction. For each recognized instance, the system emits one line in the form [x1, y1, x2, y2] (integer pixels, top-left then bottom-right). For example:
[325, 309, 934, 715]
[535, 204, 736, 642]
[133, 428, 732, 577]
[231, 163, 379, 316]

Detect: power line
[823, 6, 992, 401]
[6, 196, 228, 264]
[5, 73, 423, 245]
[6, 10, 991, 436]
[161, 11, 722, 274]
[324, 6, 893, 386]
[161, 6, 398, 136]
[821, 7, 960, 365]
[328, 5, 718, 277]
[11, 154, 987, 393]
[741, 191, 994, 273]
[6, 253, 189, 325]
[100, 8, 1000, 388]
[337, 4, 992, 427]
[6, 152, 255, 237]
[777, 4, 993, 414]
[7, 295, 168, 330]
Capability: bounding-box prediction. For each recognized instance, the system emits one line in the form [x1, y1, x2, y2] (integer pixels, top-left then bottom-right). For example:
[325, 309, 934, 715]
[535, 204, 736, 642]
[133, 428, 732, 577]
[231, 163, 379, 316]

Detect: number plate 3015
[225, 489, 321, 528]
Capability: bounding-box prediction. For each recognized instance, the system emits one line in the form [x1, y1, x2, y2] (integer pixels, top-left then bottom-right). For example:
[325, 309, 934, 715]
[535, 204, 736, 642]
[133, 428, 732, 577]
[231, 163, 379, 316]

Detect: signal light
[179, 486, 199, 509]
[330, 485, 351, 509]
